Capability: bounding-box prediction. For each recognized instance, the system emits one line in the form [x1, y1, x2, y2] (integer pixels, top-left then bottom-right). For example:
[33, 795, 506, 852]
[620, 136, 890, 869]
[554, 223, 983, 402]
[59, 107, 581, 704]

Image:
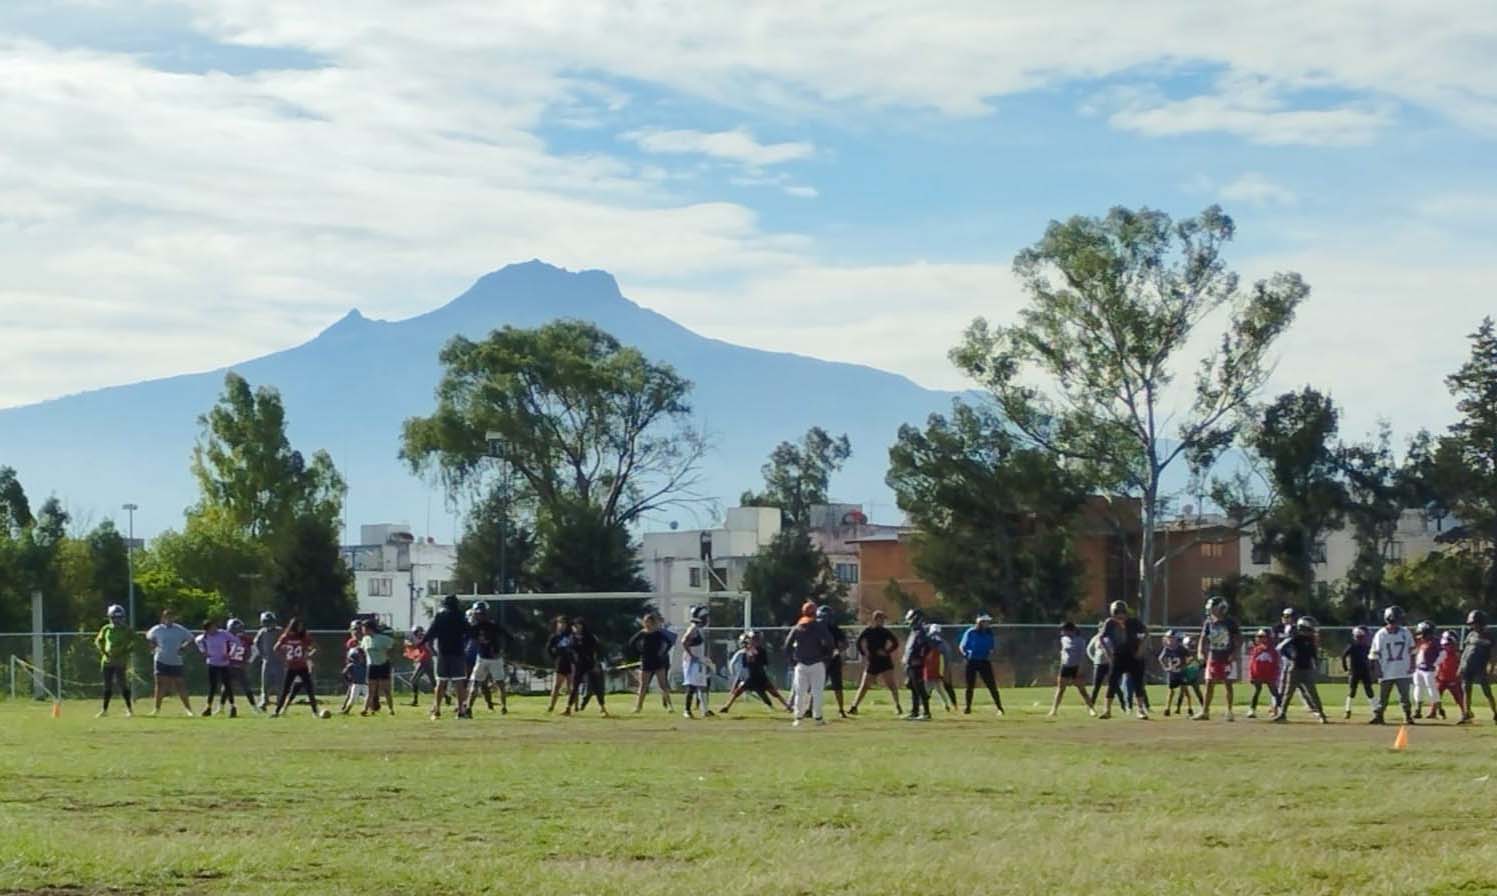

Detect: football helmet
[1383, 605, 1405, 625]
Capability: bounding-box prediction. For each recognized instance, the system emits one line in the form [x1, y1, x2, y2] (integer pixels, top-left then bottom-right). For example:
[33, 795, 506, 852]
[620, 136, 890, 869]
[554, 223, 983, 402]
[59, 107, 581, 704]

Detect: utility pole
[122, 503, 139, 628]
[485, 433, 509, 628]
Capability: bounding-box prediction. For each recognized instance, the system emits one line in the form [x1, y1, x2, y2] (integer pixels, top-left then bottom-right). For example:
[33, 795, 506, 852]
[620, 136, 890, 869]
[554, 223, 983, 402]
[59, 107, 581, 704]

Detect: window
[367, 577, 393, 597]
[689, 567, 702, 589]
[1250, 543, 1269, 565]
[1385, 541, 1405, 565]
[834, 562, 860, 585]
[426, 580, 456, 596]
[1200, 542, 1224, 559]
[1200, 576, 1223, 596]
[1311, 541, 1328, 564]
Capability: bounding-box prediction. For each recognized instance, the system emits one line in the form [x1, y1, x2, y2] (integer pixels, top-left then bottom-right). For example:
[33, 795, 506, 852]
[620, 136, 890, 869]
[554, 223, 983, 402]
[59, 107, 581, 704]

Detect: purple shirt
[196, 630, 237, 667]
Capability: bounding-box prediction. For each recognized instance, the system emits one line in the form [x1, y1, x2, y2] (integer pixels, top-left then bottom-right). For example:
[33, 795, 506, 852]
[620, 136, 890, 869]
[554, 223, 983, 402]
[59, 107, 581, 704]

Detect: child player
[1459, 609, 1496, 724]
[1048, 621, 1092, 717]
[94, 604, 136, 718]
[1194, 597, 1242, 722]
[1157, 630, 1187, 717]
[1434, 630, 1463, 722]
[225, 618, 263, 715]
[1245, 628, 1282, 720]
[1341, 625, 1376, 719]
[1369, 605, 1416, 725]
[1273, 616, 1328, 724]
[1411, 621, 1440, 719]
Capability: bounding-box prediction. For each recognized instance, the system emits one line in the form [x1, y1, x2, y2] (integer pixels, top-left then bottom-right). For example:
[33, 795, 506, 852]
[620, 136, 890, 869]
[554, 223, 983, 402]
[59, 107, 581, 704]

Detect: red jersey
[1247, 643, 1281, 683]
[279, 634, 314, 671]
[922, 647, 943, 681]
[228, 633, 253, 668]
[1436, 646, 1461, 685]
[403, 642, 430, 664]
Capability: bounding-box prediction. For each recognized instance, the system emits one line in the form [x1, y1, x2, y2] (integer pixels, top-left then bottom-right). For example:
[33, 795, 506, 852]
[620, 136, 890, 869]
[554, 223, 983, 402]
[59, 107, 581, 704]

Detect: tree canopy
[740, 427, 851, 528]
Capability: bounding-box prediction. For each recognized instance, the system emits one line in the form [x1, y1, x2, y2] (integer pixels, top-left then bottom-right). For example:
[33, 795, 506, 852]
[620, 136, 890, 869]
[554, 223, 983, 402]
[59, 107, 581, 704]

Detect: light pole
[485, 431, 509, 606]
[122, 503, 139, 628]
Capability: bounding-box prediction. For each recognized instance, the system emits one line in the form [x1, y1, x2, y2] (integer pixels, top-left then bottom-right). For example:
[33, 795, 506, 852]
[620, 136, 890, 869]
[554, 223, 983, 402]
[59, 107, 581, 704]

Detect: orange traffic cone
[1393, 725, 1408, 751]
[50, 701, 61, 719]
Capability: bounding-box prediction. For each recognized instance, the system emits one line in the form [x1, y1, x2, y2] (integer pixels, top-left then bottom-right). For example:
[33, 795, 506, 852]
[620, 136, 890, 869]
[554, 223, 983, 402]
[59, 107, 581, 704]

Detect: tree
[268, 513, 355, 628]
[452, 486, 539, 595]
[1243, 388, 1349, 600]
[741, 528, 849, 626]
[1385, 549, 1488, 621]
[1433, 318, 1497, 605]
[401, 321, 707, 529]
[952, 206, 1307, 624]
[192, 373, 345, 539]
[1341, 425, 1410, 619]
[887, 402, 1088, 622]
[740, 428, 852, 527]
[0, 466, 31, 532]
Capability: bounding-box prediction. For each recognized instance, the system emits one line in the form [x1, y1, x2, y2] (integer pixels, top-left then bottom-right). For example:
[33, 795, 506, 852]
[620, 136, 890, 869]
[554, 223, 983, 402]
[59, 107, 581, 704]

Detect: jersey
[1436, 645, 1461, 685]
[228, 633, 252, 668]
[279, 634, 314, 671]
[1247, 643, 1281, 682]
[1157, 644, 1186, 674]
[1369, 626, 1415, 679]
[1200, 616, 1240, 662]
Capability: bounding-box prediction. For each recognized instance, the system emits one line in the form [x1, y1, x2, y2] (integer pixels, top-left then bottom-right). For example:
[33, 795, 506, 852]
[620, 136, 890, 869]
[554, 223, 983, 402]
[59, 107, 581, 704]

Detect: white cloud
[1219, 172, 1297, 206]
[623, 127, 814, 167]
[783, 185, 818, 198]
[1105, 76, 1392, 146]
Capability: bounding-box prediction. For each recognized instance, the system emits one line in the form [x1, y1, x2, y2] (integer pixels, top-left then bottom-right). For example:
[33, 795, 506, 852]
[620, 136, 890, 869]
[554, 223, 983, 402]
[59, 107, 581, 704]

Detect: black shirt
[857, 625, 897, 659]
[422, 609, 470, 657]
[470, 620, 506, 660]
[1342, 643, 1371, 673]
[628, 630, 671, 669]
[568, 630, 600, 669]
[1283, 634, 1319, 671]
[825, 622, 847, 662]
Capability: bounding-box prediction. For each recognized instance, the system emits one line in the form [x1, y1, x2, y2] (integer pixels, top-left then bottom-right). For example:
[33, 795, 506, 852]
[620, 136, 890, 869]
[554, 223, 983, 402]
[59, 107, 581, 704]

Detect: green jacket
[95, 624, 137, 667]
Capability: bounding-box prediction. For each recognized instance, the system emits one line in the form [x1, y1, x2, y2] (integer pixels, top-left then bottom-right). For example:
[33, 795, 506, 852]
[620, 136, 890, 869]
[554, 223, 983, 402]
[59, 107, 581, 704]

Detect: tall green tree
[951, 205, 1307, 623]
[887, 402, 1087, 622]
[452, 486, 539, 596]
[740, 427, 852, 527]
[1341, 425, 1409, 618]
[1432, 318, 1497, 605]
[742, 529, 850, 626]
[401, 321, 707, 529]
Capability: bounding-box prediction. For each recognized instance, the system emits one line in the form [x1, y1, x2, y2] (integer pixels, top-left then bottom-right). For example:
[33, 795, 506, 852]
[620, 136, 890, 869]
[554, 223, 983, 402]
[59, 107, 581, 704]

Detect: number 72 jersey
[1369, 627, 1415, 679]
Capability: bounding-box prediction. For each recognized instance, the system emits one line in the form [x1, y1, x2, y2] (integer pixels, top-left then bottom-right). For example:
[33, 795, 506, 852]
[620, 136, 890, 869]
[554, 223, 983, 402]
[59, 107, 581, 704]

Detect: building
[1155, 513, 1243, 626]
[342, 523, 458, 630]
[638, 506, 781, 626]
[1238, 508, 1453, 584]
[807, 503, 902, 607]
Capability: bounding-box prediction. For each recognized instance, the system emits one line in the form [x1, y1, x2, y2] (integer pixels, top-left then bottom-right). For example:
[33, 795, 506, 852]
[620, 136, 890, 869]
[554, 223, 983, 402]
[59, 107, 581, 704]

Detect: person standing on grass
[421, 595, 472, 720]
[1245, 629, 1283, 720]
[722, 632, 794, 714]
[1341, 626, 1376, 719]
[464, 602, 509, 717]
[272, 617, 325, 718]
[1086, 621, 1114, 714]
[1157, 630, 1187, 717]
[1411, 621, 1441, 718]
[403, 627, 435, 708]
[252, 612, 283, 711]
[922, 624, 957, 712]
[1194, 597, 1241, 722]
[784, 602, 834, 727]
[361, 619, 396, 715]
[562, 617, 609, 717]
[1101, 602, 1150, 720]
[1272, 616, 1328, 723]
[816, 606, 850, 719]
[1048, 620, 1092, 717]
[146, 608, 197, 717]
[1458, 609, 1495, 724]
[1434, 631, 1463, 722]
[94, 604, 136, 718]
[680, 604, 713, 719]
[902, 608, 934, 721]
[340, 644, 369, 715]
[960, 613, 1004, 715]
[546, 616, 574, 714]
[628, 613, 674, 713]
[848, 610, 902, 716]
[1369, 605, 1416, 726]
[224, 619, 262, 715]
[196, 618, 241, 718]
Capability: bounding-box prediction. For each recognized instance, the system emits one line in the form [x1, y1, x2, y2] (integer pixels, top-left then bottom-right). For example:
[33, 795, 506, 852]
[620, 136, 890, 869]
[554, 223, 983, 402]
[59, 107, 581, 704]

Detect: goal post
[432, 591, 754, 632]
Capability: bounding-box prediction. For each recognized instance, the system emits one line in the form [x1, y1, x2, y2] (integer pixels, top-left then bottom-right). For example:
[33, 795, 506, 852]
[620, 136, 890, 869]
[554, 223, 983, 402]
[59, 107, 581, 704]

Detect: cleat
[228, 705, 238, 719]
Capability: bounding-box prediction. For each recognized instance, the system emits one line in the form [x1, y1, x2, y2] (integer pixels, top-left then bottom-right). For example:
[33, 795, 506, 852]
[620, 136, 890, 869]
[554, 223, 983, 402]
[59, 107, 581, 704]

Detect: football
[319, 709, 332, 719]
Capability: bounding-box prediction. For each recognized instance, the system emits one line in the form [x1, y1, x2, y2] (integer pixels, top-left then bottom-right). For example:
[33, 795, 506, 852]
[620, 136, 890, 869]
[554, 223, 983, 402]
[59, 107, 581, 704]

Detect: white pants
[792, 662, 826, 720]
[470, 657, 505, 685]
[1412, 670, 1438, 704]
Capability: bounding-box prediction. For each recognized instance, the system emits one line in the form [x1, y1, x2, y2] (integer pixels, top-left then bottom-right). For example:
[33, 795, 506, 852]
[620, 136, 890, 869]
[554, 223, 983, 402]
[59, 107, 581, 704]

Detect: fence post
[55, 633, 63, 701]
[31, 591, 44, 699]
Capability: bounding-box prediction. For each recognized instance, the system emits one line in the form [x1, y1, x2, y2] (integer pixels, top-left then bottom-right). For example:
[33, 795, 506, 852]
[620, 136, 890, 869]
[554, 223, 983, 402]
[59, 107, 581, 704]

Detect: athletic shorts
[469, 657, 505, 683]
[154, 661, 184, 678]
[367, 663, 391, 681]
[641, 662, 667, 675]
[1206, 658, 1233, 682]
[682, 658, 708, 688]
[746, 672, 772, 692]
[1059, 665, 1079, 681]
[827, 658, 844, 689]
[866, 654, 893, 676]
[1462, 665, 1490, 686]
[1166, 672, 1184, 687]
[435, 654, 467, 681]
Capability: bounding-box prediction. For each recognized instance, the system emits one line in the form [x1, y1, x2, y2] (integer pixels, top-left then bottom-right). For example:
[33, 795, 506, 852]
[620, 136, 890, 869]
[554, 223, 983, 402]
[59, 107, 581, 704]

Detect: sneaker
[683, 711, 693, 720]
[1087, 706, 1097, 717]
[1191, 712, 1209, 721]
[1369, 715, 1386, 725]
[1136, 709, 1149, 720]
[995, 707, 1005, 717]
[95, 709, 108, 718]
[184, 709, 197, 718]
[963, 707, 972, 715]
[1404, 716, 1417, 726]
[1245, 709, 1256, 719]
[1318, 714, 1329, 724]
[147, 709, 159, 717]
[1097, 710, 1111, 720]
[792, 718, 802, 727]
[814, 717, 826, 726]
[1163, 708, 1171, 717]
[1224, 711, 1235, 722]
[846, 706, 859, 716]
[704, 710, 716, 718]
[123, 708, 133, 718]
[228, 705, 238, 719]
[1271, 714, 1287, 724]
[1458, 714, 1473, 725]
[919, 713, 932, 721]
[200, 707, 212, 718]
[1343, 709, 1351, 719]
[903, 713, 920, 721]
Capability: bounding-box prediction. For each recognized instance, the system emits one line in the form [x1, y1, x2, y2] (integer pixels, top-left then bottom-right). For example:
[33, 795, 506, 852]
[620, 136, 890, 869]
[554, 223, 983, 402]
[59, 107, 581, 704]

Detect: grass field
[2, 687, 1495, 896]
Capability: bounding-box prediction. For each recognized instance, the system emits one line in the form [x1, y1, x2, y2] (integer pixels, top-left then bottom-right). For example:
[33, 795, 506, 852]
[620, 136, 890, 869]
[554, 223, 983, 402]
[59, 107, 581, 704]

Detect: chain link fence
[4, 624, 1432, 701]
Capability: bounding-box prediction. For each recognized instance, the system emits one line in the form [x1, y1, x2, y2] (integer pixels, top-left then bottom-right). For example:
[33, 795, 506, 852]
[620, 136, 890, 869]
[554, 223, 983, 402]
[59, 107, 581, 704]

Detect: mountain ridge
[0, 261, 958, 539]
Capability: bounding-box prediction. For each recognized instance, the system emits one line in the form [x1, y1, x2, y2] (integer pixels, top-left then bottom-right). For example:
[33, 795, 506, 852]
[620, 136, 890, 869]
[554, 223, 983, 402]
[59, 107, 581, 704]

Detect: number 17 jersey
[1370, 626, 1415, 679]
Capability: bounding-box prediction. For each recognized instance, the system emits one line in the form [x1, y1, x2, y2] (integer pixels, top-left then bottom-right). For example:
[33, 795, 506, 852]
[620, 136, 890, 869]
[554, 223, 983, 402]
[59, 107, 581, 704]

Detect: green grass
[1, 688, 1495, 896]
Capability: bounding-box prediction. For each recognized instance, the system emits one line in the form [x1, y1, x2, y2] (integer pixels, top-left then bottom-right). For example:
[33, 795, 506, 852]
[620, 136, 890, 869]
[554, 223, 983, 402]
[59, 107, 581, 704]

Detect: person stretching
[959, 613, 1003, 715]
[847, 611, 903, 716]
[902, 609, 934, 721]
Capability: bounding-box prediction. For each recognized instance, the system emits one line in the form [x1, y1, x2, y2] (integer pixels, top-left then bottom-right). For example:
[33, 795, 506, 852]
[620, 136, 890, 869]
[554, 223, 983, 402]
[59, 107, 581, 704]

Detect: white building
[342, 523, 458, 631]
[637, 506, 781, 626]
[1238, 509, 1456, 583]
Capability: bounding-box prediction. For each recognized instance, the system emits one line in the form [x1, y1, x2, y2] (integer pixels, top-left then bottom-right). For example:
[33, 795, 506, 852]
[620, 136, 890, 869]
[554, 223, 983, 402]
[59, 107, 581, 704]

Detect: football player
[1368, 605, 1416, 725]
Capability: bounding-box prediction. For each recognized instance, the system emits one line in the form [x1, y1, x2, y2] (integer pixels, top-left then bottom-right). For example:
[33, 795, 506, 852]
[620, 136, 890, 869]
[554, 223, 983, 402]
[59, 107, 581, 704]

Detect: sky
[2, 1, 1496, 448]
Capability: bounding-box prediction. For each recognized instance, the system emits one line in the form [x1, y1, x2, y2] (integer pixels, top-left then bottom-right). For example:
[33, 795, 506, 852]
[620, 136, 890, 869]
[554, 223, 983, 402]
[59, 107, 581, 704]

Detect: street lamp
[484, 432, 508, 599]
[122, 503, 138, 628]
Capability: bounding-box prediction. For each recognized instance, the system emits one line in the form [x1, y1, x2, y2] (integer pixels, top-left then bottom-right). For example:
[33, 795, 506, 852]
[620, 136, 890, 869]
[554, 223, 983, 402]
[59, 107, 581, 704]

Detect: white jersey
[1370, 626, 1415, 679]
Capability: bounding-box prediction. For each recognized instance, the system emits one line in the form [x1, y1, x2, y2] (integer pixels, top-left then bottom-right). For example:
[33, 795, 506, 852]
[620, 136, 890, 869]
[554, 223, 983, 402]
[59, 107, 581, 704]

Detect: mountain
[0, 261, 959, 540]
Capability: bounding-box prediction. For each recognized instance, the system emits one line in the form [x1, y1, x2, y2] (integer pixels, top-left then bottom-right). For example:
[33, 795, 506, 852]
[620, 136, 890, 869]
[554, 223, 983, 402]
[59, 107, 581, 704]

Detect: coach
[421, 595, 472, 720]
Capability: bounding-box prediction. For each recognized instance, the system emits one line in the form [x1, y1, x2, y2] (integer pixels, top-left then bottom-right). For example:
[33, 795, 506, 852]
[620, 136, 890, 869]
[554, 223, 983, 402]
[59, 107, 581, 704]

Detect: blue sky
[2, 1, 1495, 449]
